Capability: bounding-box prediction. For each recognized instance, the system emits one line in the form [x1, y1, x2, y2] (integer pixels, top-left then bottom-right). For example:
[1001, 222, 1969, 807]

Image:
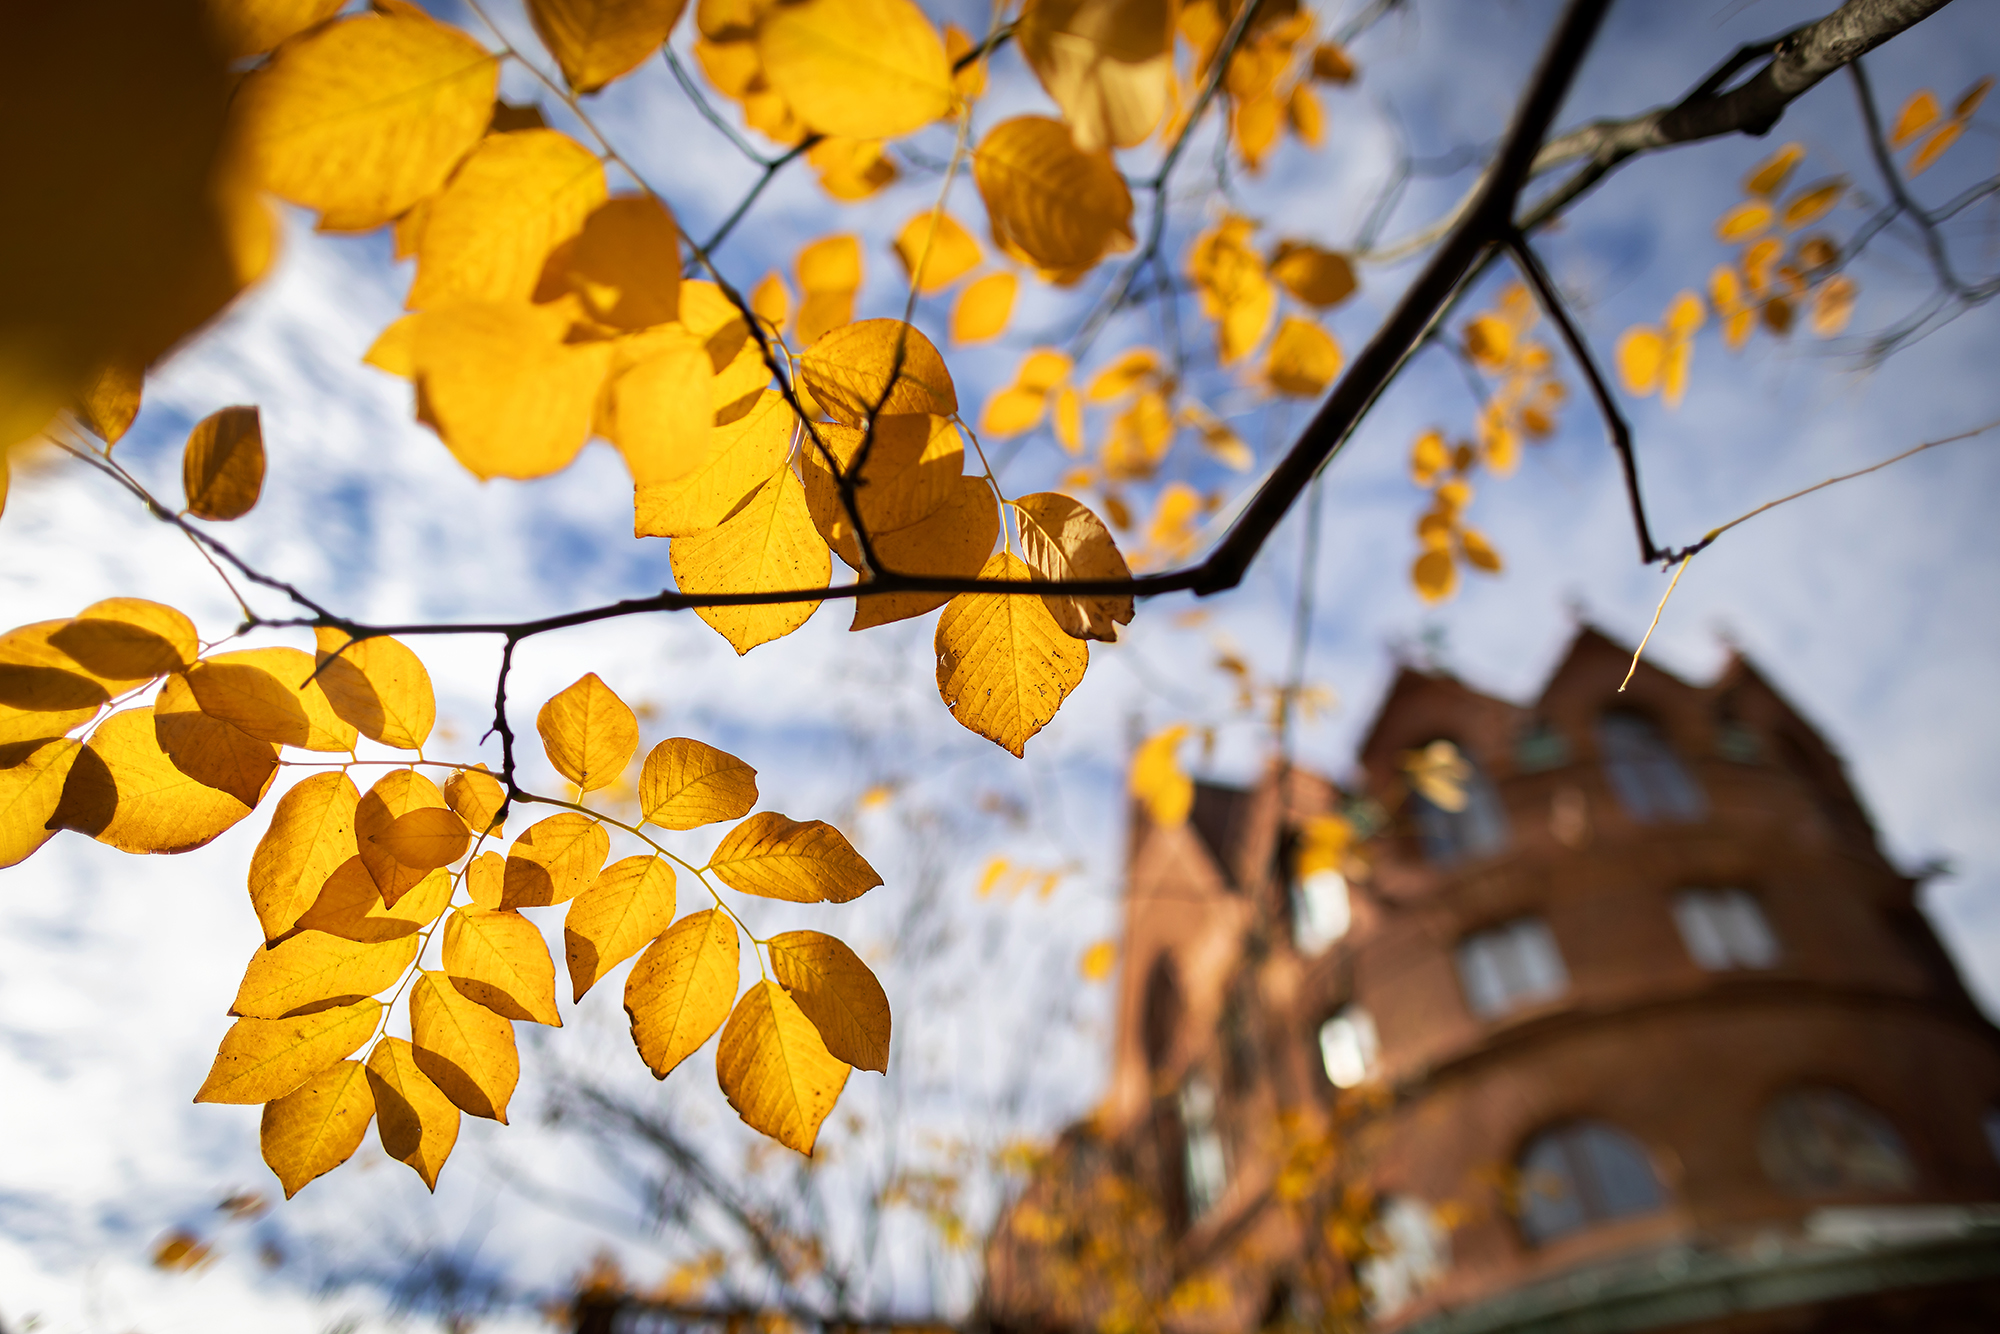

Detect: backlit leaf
[1269, 242, 1356, 308]
[893, 212, 982, 294]
[410, 971, 519, 1122]
[934, 552, 1088, 755]
[951, 272, 1017, 344]
[716, 980, 850, 1155]
[1460, 526, 1502, 572]
[1890, 89, 1939, 148]
[634, 390, 796, 538]
[444, 766, 506, 837]
[154, 671, 278, 807]
[467, 849, 505, 908]
[354, 768, 448, 907]
[707, 810, 882, 903]
[442, 908, 562, 1026]
[294, 859, 452, 943]
[185, 647, 355, 752]
[758, 0, 953, 139]
[247, 772, 360, 940]
[751, 272, 792, 330]
[565, 194, 682, 328]
[801, 320, 958, 425]
[51, 707, 253, 853]
[1287, 80, 1324, 146]
[606, 328, 715, 486]
[1780, 179, 1843, 229]
[260, 1059, 374, 1198]
[1955, 75, 1993, 120]
[312, 628, 436, 751]
[1715, 200, 1772, 243]
[796, 233, 863, 348]
[53, 598, 198, 682]
[1909, 119, 1963, 174]
[1615, 325, 1665, 397]
[1265, 316, 1342, 396]
[74, 361, 143, 445]
[236, 7, 499, 230]
[366, 1036, 460, 1190]
[410, 300, 613, 480]
[625, 908, 739, 1077]
[408, 130, 607, 308]
[974, 116, 1135, 284]
[231, 929, 419, 1019]
[672, 468, 829, 654]
[1188, 216, 1273, 363]
[1015, 492, 1133, 642]
[1080, 939, 1115, 980]
[1017, 0, 1175, 151]
[981, 385, 1049, 438]
[528, 0, 690, 94]
[1412, 548, 1456, 603]
[1311, 41, 1355, 83]
[206, 0, 346, 58]
[1129, 724, 1191, 825]
[768, 930, 890, 1072]
[502, 813, 610, 909]
[538, 673, 639, 793]
[1809, 274, 1857, 337]
[1053, 386, 1083, 454]
[182, 405, 265, 521]
[846, 475, 1000, 629]
[1743, 142, 1804, 197]
[801, 414, 964, 543]
[373, 806, 471, 872]
[807, 136, 899, 200]
[195, 998, 381, 1104]
[0, 739, 82, 870]
[565, 854, 677, 1001]
[1086, 347, 1159, 402]
[640, 738, 758, 830]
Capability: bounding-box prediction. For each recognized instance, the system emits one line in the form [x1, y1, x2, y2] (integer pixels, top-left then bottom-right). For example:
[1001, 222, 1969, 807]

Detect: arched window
[1319, 1005, 1379, 1088]
[1516, 1121, 1665, 1245]
[1760, 1088, 1916, 1194]
[1408, 740, 1508, 863]
[1598, 710, 1705, 823]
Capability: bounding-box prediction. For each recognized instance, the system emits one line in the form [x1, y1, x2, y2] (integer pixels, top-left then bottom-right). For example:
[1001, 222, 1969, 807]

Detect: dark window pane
[1760, 1088, 1916, 1194]
[1518, 1134, 1588, 1244]
[1578, 1123, 1665, 1218]
[1599, 711, 1705, 823]
[1517, 1121, 1665, 1246]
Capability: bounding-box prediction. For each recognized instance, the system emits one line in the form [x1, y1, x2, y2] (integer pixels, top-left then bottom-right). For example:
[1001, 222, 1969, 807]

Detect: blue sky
[3, 0, 1998, 1327]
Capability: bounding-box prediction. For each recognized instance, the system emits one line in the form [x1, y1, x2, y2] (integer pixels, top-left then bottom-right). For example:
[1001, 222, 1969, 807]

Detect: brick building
[985, 628, 2000, 1333]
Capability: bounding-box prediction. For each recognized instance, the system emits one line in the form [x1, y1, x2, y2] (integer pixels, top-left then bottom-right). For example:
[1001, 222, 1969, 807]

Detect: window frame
[1671, 886, 1781, 971]
[1456, 915, 1569, 1019]
[1597, 709, 1706, 824]
[1515, 1120, 1667, 1246]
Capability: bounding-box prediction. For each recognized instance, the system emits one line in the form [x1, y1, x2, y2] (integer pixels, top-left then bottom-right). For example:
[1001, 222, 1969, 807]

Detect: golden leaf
[1743, 142, 1804, 197]
[751, 272, 792, 330]
[410, 971, 519, 1122]
[1955, 75, 1994, 119]
[934, 552, 1088, 756]
[1661, 334, 1693, 408]
[365, 314, 419, 378]
[801, 414, 965, 544]
[183, 646, 354, 752]
[410, 299, 612, 480]
[846, 476, 1001, 629]
[808, 136, 900, 200]
[1017, 0, 1175, 152]
[1410, 430, 1449, 486]
[758, 0, 953, 139]
[538, 673, 639, 793]
[1460, 526, 1502, 573]
[707, 810, 882, 902]
[1310, 42, 1355, 83]
[716, 980, 850, 1155]
[564, 194, 683, 331]
[1889, 88, 1940, 148]
[195, 998, 381, 1104]
[795, 233, 863, 347]
[606, 330, 716, 486]
[1908, 119, 1963, 175]
[53, 598, 198, 682]
[236, 7, 499, 230]
[1809, 274, 1857, 337]
[1086, 347, 1160, 401]
[501, 812, 611, 908]
[1180, 399, 1248, 470]
[1265, 316, 1342, 396]
[1780, 179, 1844, 230]
[1101, 389, 1173, 480]
[1615, 325, 1665, 396]
[247, 772, 360, 941]
[261, 1059, 374, 1198]
[206, 0, 346, 59]
[154, 671, 278, 807]
[894, 212, 982, 294]
[800, 320, 957, 425]
[565, 854, 678, 1001]
[0, 739, 82, 870]
[1015, 491, 1133, 642]
[354, 768, 448, 907]
[1412, 548, 1456, 603]
[974, 117, 1136, 284]
[442, 908, 563, 1026]
[312, 628, 437, 751]
[527, 0, 690, 94]
[444, 766, 506, 837]
[951, 272, 1017, 344]
[365, 1036, 460, 1190]
[640, 738, 759, 830]
[1077, 939, 1118, 981]
[74, 360, 143, 446]
[50, 707, 253, 853]
[293, 859, 452, 943]
[1188, 216, 1273, 363]
[625, 908, 740, 1077]
[1269, 242, 1356, 308]
[768, 930, 890, 1072]
[1715, 200, 1772, 243]
[372, 806, 471, 872]
[634, 390, 795, 538]
[1053, 386, 1084, 455]
[672, 468, 830, 654]
[467, 849, 505, 908]
[1665, 291, 1706, 339]
[408, 129, 607, 308]
[1129, 723, 1191, 826]
[1233, 92, 1281, 172]
[231, 929, 419, 1020]
[182, 405, 265, 521]
[945, 23, 989, 99]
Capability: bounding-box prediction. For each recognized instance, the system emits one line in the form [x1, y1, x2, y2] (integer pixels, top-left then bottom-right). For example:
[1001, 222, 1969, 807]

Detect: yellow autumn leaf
[1287, 79, 1325, 146]
[1100, 389, 1173, 480]
[1412, 547, 1457, 603]
[1810, 274, 1858, 337]
[181, 405, 264, 521]
[1188, 216, 1273, 363]
[1233, 92, 1281, 171]
[1014, 491, 1133, 643]
[0, 739, 82, 870]
[801, 414, 965, 543]
[1715, 200, 1773, 243]
[974, 116, 1136, 284]
[50, 707, 254, 853]
[1780, 178, 1844, 230]
[1270, 243, 1355, 309]
[1462, 314, 1513, 371]
[625, 907, 740, 1077]
[501, 812, 610, 908]
[707, 810, 883, 902]
[247, 772, 360, 940]
[565, 194, 682, 329]
[354, 768, 448, 907]
[154, 672, 278, 807]
[1615, 325, 1665, 396]
[467, 849, 505, 908]
[73, 360, 143, 445]
[564, 854, 677, 1001]
[934, 552, 1088, 756]
[634, 390, 796, 538]
[444, 766, 506, 837]
[1180, 400, 1249, 470]
[293, 859, 452, 943]
[442, 907, 562, 1026]
[372, 806, 471, 872]
[231, 929, 419, 1019]
[364, 314, 419, 378]
[894, 212, 982, 294]
[1662, 335, 1693, 408]
[1665, 291, 1706, 339]
[981, 385, 1049, 438]
[951, 272, 1017, 344]
[365, 1036, 460, 1190]
[751, 271, 792, 330]
[1908, 119, 1963, 175]
[1017, 0, 1175, 152]
[1129, 719, 1193, 825]
[672, 468, 829, 654]
[606, 331, 716, 487]
[205, 0, 345, 59]
[846, 475, 1000, 630]
[717, 979, 850, 1154]
[1265, 316, 1342, 396]
[1410, 429, 1449, 486]
[800, 320, 957, 425]
[1743, 142, 1804, 197]
[409, 971, 519, 1122]
[794, 232, 863, 347]
[1080, 940, 1115, 981]
[527, 0, 690, 95]
[53, 598, 198, 683]
[1890, 88, 1940, 148]
[1086, 347, 1160, 401]
[1459, 526, 1502, 573]
[182, 647, 353, 752]
[758, 0, 953, 139]
[806, 135, 900, 200]
[639, 737, 759, 830]
[1053, 385, 1084, 455]
[261, 1059, 375, 1199]
[312, 628, 437, 752]
[236, 7, 499, 230]
[410, 299, 613, 480]
[195, 998, 381, 1104]
[407, 129, 607, 308]
[537, 672, 639, 793]
[768, 930, 890, 1073]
